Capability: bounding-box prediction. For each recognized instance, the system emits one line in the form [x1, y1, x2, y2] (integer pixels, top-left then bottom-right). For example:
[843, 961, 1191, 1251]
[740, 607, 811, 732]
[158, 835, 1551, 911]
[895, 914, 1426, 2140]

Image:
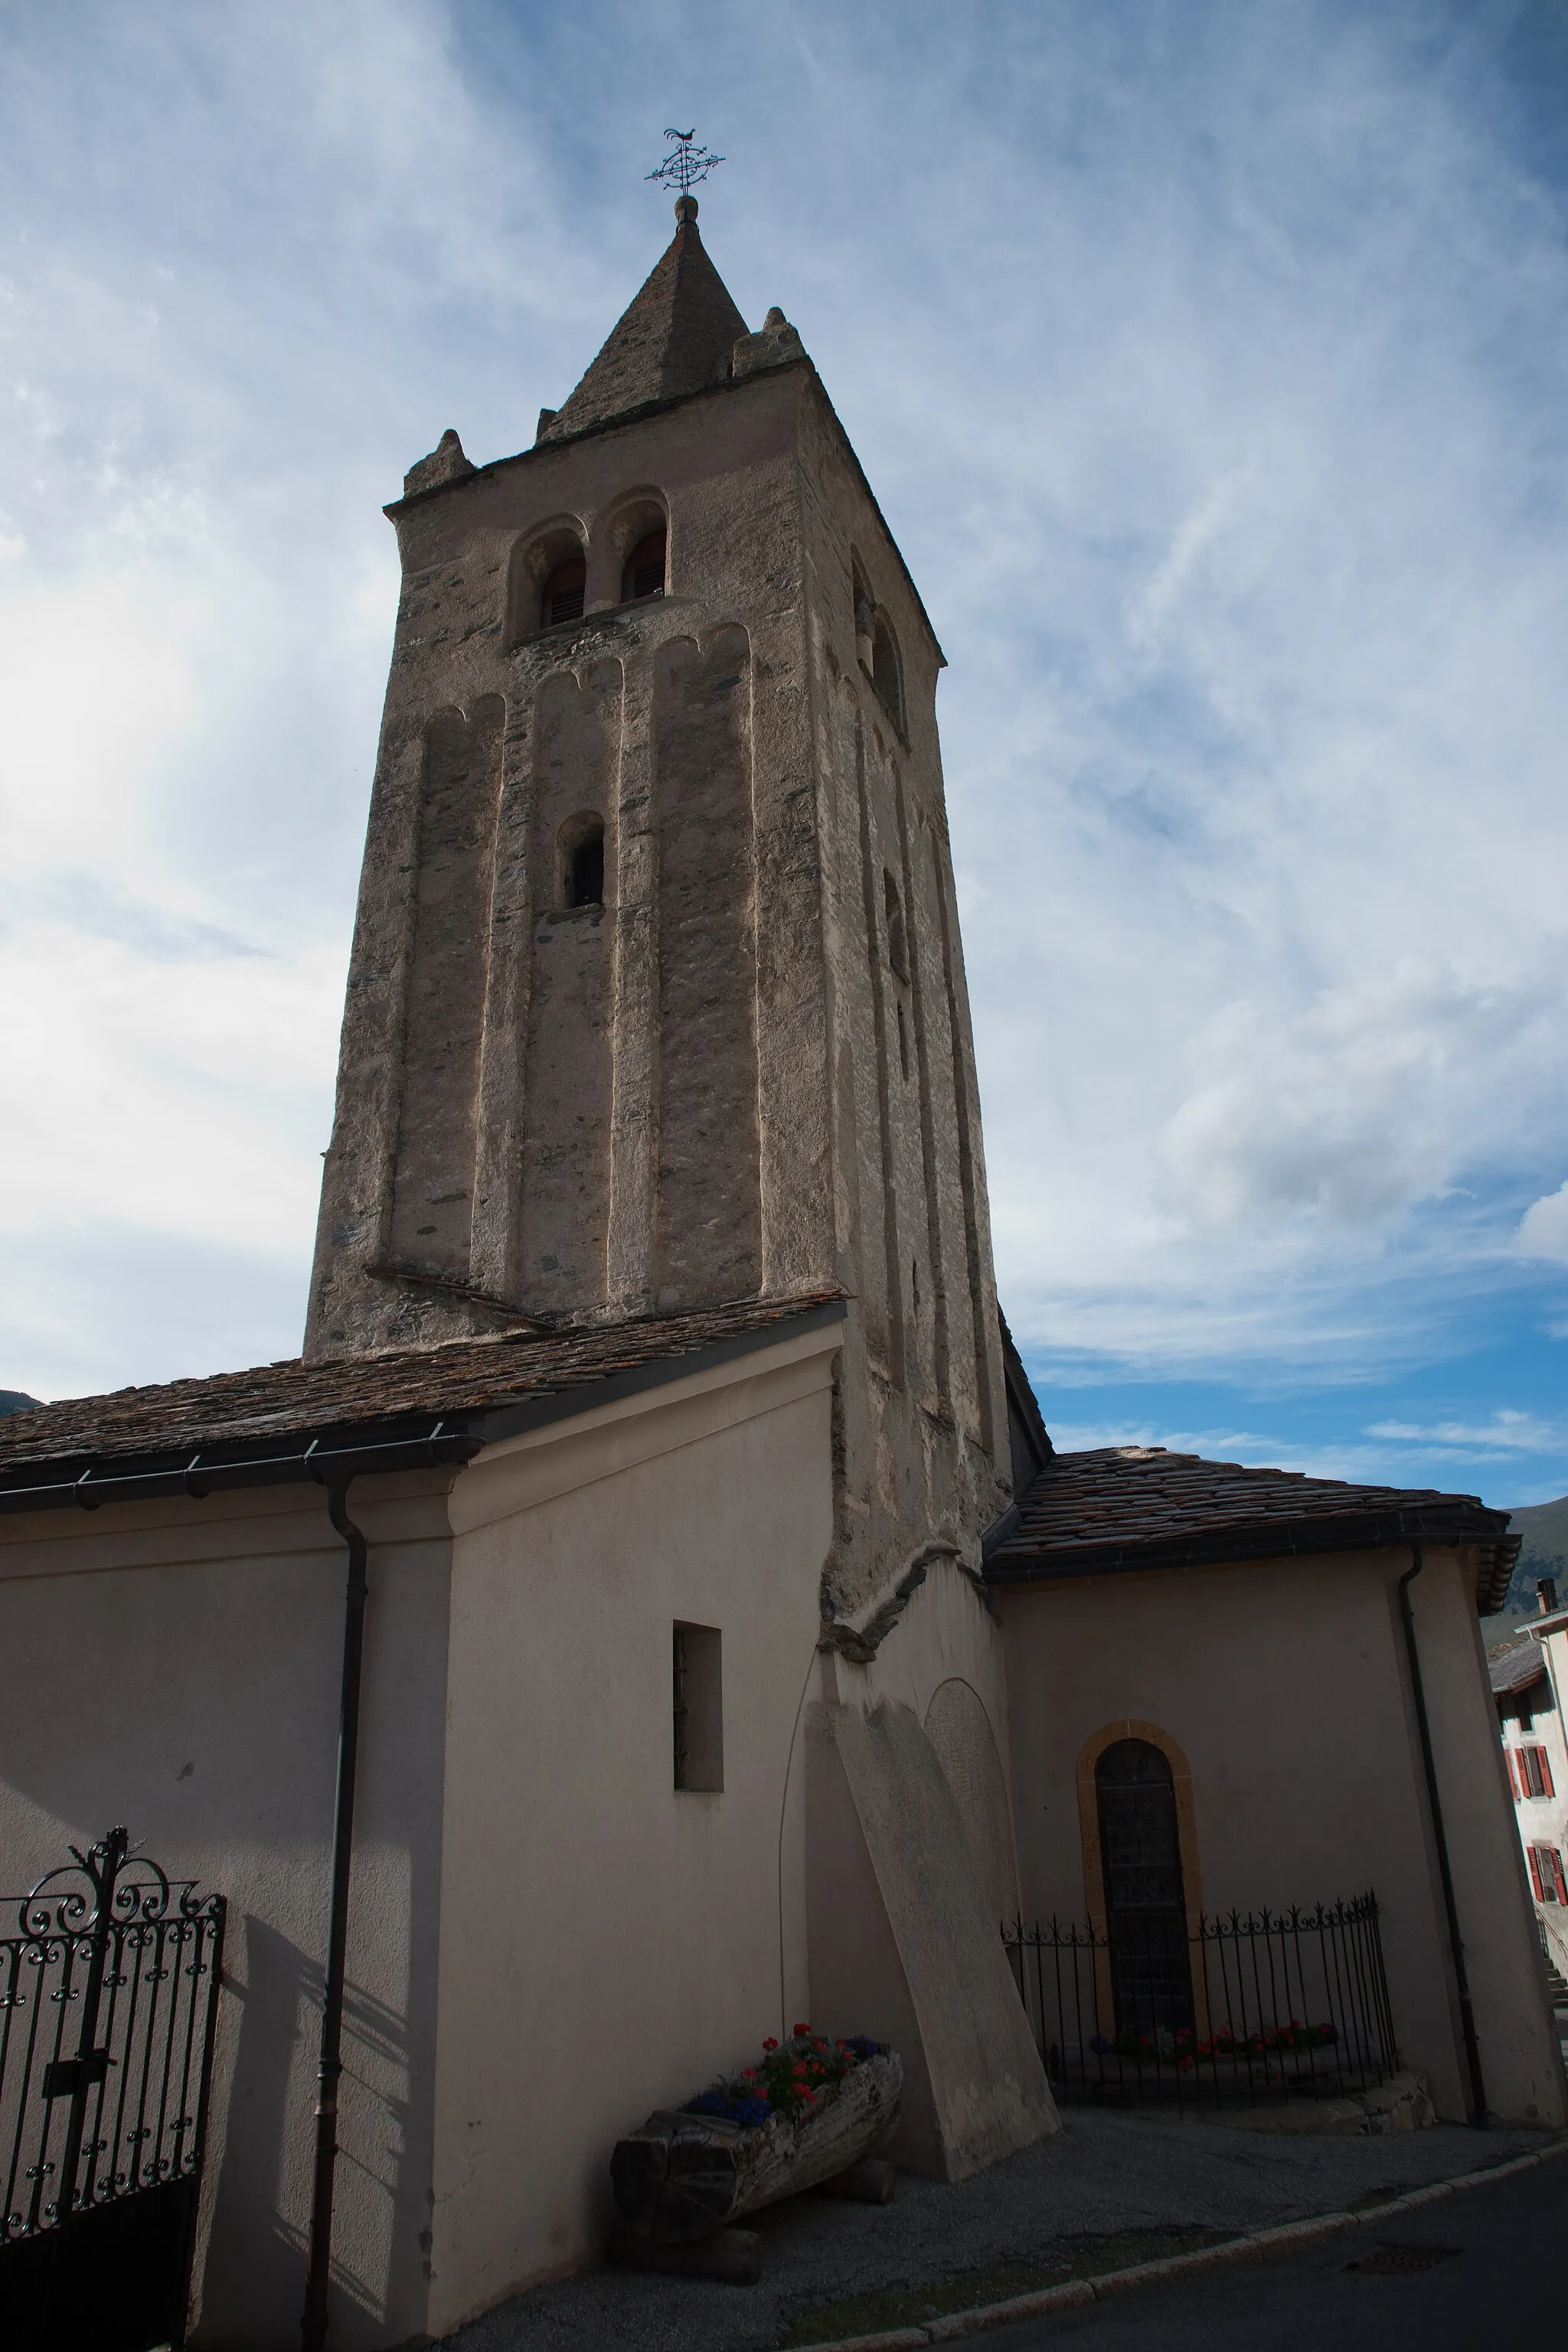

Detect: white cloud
[1, 0, 1566, 1409]
[1365, 1410, 1568, 1456]
[1517, 1183, 1568, 1266]
[1044, 1408, 1568, 1488]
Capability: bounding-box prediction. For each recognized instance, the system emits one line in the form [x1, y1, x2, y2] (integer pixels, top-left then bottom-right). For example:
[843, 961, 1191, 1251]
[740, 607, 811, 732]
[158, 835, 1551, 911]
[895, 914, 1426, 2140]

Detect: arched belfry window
[622, 530, 666, 603]
[542, 555, 586, 629]
[559, 813, 605, 909]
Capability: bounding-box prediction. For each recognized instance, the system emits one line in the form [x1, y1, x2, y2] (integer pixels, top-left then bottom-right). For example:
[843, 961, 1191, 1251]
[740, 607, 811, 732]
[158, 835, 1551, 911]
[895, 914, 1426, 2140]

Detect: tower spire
[537, 147, 746, 443]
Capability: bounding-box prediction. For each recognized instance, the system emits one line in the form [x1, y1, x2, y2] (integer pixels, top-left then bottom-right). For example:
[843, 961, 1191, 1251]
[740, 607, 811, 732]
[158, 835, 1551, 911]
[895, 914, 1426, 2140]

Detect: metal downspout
[302, 1480, 371, 2350]
[1398, 1544, 1488, 2124]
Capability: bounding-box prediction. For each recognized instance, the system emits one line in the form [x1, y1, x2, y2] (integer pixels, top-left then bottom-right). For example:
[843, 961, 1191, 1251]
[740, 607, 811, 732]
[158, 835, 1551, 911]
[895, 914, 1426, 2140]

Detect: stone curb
[798, 2135, 1568, 2350]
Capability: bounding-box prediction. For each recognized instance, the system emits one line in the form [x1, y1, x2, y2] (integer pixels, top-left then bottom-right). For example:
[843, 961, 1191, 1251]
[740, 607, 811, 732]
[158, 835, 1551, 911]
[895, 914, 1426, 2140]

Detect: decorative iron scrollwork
[1, 1824, 226, 2269]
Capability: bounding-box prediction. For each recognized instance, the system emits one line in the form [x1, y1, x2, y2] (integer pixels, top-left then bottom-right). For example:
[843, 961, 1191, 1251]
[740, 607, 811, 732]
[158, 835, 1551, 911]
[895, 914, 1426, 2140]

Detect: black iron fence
[1004, 1892, 1396, 2112]
[1, 1828, 225, 2351]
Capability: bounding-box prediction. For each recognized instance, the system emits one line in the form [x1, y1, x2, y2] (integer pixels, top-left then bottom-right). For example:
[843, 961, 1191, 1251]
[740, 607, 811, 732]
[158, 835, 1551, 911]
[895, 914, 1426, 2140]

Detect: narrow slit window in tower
[884, 870, 909, 982]
[623, 530, 667, 603]
[872, 615, 903, 732]
[564, 818, 605, 908]
[543, 556, 586, 627]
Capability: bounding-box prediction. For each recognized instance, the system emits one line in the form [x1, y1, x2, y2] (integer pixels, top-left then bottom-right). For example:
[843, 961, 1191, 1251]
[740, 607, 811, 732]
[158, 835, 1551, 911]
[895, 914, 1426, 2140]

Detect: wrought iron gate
[0, 1828, 225, 2352]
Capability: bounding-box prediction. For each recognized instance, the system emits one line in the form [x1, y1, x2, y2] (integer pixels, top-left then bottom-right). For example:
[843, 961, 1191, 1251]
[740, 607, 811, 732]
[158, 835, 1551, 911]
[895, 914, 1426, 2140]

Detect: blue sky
[2, 2, 1567, 1506]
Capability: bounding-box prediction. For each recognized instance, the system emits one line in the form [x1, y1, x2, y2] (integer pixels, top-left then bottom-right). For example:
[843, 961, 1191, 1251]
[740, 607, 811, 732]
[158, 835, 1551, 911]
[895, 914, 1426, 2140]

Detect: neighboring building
[1492, 1582, 1568, 1985]
[1, 194, 1563, 2352]
[991, 1433, 1565, 2128]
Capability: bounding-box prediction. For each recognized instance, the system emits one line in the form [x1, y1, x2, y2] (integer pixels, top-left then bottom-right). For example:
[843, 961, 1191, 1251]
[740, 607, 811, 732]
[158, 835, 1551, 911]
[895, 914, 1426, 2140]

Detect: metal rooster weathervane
[647, 128, 725, 194]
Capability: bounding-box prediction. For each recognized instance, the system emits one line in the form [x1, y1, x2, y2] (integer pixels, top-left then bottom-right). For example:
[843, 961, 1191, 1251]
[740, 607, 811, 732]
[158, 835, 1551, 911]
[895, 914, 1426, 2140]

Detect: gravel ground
[439, 2109, 1557, 2352]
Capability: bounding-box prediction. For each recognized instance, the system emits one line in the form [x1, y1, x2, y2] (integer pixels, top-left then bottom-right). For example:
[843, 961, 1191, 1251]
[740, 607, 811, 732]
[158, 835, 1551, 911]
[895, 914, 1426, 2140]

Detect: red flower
[792, 2022, 811, 2037]
[762, 2038, 779, 2052]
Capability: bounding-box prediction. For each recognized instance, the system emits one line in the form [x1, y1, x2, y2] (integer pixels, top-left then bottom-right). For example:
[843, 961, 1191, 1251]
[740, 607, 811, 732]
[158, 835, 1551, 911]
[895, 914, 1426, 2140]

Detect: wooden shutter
[1552, 1850, 1568, 1905]
[1527, 1846, 1546, 1900]
[1540, 1748, 1556, 1799]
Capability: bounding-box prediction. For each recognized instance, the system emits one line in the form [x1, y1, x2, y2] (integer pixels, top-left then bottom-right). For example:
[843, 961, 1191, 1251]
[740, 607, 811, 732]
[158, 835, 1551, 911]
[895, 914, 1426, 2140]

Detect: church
[0, 188, 1560, 2350]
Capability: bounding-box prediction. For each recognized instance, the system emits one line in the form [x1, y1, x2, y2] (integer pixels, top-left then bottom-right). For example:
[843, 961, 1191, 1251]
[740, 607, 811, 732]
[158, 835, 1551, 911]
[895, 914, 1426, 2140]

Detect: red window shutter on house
[1527, 1847, 1545, 1900]
[1540, 1749, 1556, 1799]
[1553, 1851, 1568, 1904]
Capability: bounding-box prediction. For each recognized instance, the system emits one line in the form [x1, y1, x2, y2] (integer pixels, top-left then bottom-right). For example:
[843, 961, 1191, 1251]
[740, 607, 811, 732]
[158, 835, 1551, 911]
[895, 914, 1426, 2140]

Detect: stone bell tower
[305, 191, 1015, 1619]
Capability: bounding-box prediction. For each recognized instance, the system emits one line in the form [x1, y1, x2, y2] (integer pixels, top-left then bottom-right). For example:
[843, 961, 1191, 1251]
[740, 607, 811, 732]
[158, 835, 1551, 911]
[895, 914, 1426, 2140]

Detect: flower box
[610, 2028, 902, 2248]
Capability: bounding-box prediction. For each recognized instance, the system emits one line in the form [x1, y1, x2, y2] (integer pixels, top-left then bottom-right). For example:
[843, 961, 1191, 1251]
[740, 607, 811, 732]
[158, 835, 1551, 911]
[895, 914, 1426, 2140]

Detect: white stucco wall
[1000, 1546, 1565, 2128]
[0, 1473, 455, 2350]
[0, 1321, 841, 2348]
[1410, 1550, 1565, 2123]
[426, 1327, 837, 2335]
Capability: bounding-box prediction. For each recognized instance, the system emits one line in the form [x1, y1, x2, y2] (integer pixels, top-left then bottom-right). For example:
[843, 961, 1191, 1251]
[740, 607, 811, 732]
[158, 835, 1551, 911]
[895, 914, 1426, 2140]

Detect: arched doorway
[1095, 1739, 1194, 2036]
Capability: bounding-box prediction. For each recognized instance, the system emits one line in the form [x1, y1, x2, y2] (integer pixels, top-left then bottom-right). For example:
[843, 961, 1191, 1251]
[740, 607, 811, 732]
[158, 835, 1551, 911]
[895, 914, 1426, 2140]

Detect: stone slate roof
[1489, 1633, 1550, 1698]
[0, 1292, 845, 1512]
[539, 198, 749, 443]
[985, 1444, 1519, 1612]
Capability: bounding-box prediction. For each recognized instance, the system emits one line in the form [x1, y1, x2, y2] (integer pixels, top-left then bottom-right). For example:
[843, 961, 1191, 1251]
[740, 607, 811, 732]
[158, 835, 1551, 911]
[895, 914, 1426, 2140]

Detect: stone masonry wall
[304, 354, 1011, 1612]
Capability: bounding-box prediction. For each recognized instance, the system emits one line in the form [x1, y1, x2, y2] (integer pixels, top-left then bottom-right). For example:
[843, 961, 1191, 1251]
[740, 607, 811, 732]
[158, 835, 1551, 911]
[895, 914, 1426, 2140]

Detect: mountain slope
[1504, 1494, 1568, 1611]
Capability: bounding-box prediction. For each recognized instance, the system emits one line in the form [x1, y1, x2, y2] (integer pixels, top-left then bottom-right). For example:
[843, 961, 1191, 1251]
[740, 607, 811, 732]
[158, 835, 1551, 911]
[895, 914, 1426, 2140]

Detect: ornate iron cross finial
[647, 129, 724, 195]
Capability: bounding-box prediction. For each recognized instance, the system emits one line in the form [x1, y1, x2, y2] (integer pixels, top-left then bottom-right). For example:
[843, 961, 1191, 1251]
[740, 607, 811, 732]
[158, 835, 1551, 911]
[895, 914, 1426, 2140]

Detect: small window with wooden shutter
[1527, 1847, 1547, 1901]
[1552, 1849, 1568, 1904]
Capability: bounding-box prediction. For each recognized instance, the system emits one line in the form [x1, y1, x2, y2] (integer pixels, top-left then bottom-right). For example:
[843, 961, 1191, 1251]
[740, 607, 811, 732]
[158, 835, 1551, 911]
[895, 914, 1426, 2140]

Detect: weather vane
[647, 129, 724, 195]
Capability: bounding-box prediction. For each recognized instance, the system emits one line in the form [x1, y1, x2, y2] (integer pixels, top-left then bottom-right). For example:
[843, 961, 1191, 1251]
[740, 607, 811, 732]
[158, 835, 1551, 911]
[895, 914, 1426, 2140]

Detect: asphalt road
[984, 2154, 1566, 2349]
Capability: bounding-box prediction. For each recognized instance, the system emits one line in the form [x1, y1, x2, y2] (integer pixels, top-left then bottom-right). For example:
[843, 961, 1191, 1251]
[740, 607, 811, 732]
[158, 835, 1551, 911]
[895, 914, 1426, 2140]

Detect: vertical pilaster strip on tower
[894, 772, 952, 1411]
[606, 645, 658, 1314]
[469, 692, 534, 1301]
[364, 726, 431, 1284]
[854, 708, 906, 1387]
[303, 716, 429, 1358]
[931, 820, 997, 1456]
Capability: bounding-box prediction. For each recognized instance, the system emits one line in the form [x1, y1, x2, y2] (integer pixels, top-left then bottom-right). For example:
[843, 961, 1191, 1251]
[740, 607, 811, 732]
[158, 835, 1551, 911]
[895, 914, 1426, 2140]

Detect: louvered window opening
[544, 558, 586, 627]
[623, 531, 666, 603]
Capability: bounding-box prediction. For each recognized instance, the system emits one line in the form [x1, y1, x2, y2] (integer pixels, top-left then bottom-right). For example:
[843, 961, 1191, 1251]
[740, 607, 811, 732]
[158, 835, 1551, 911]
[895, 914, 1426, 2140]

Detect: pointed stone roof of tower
[537, 195, 749, 443]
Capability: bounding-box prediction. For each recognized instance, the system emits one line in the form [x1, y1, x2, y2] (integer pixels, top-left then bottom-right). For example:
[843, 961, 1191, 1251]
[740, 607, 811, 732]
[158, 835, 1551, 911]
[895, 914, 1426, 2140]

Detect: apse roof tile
[0, 1292, 845, 1508]
[987, 1442, 1518, 1612]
